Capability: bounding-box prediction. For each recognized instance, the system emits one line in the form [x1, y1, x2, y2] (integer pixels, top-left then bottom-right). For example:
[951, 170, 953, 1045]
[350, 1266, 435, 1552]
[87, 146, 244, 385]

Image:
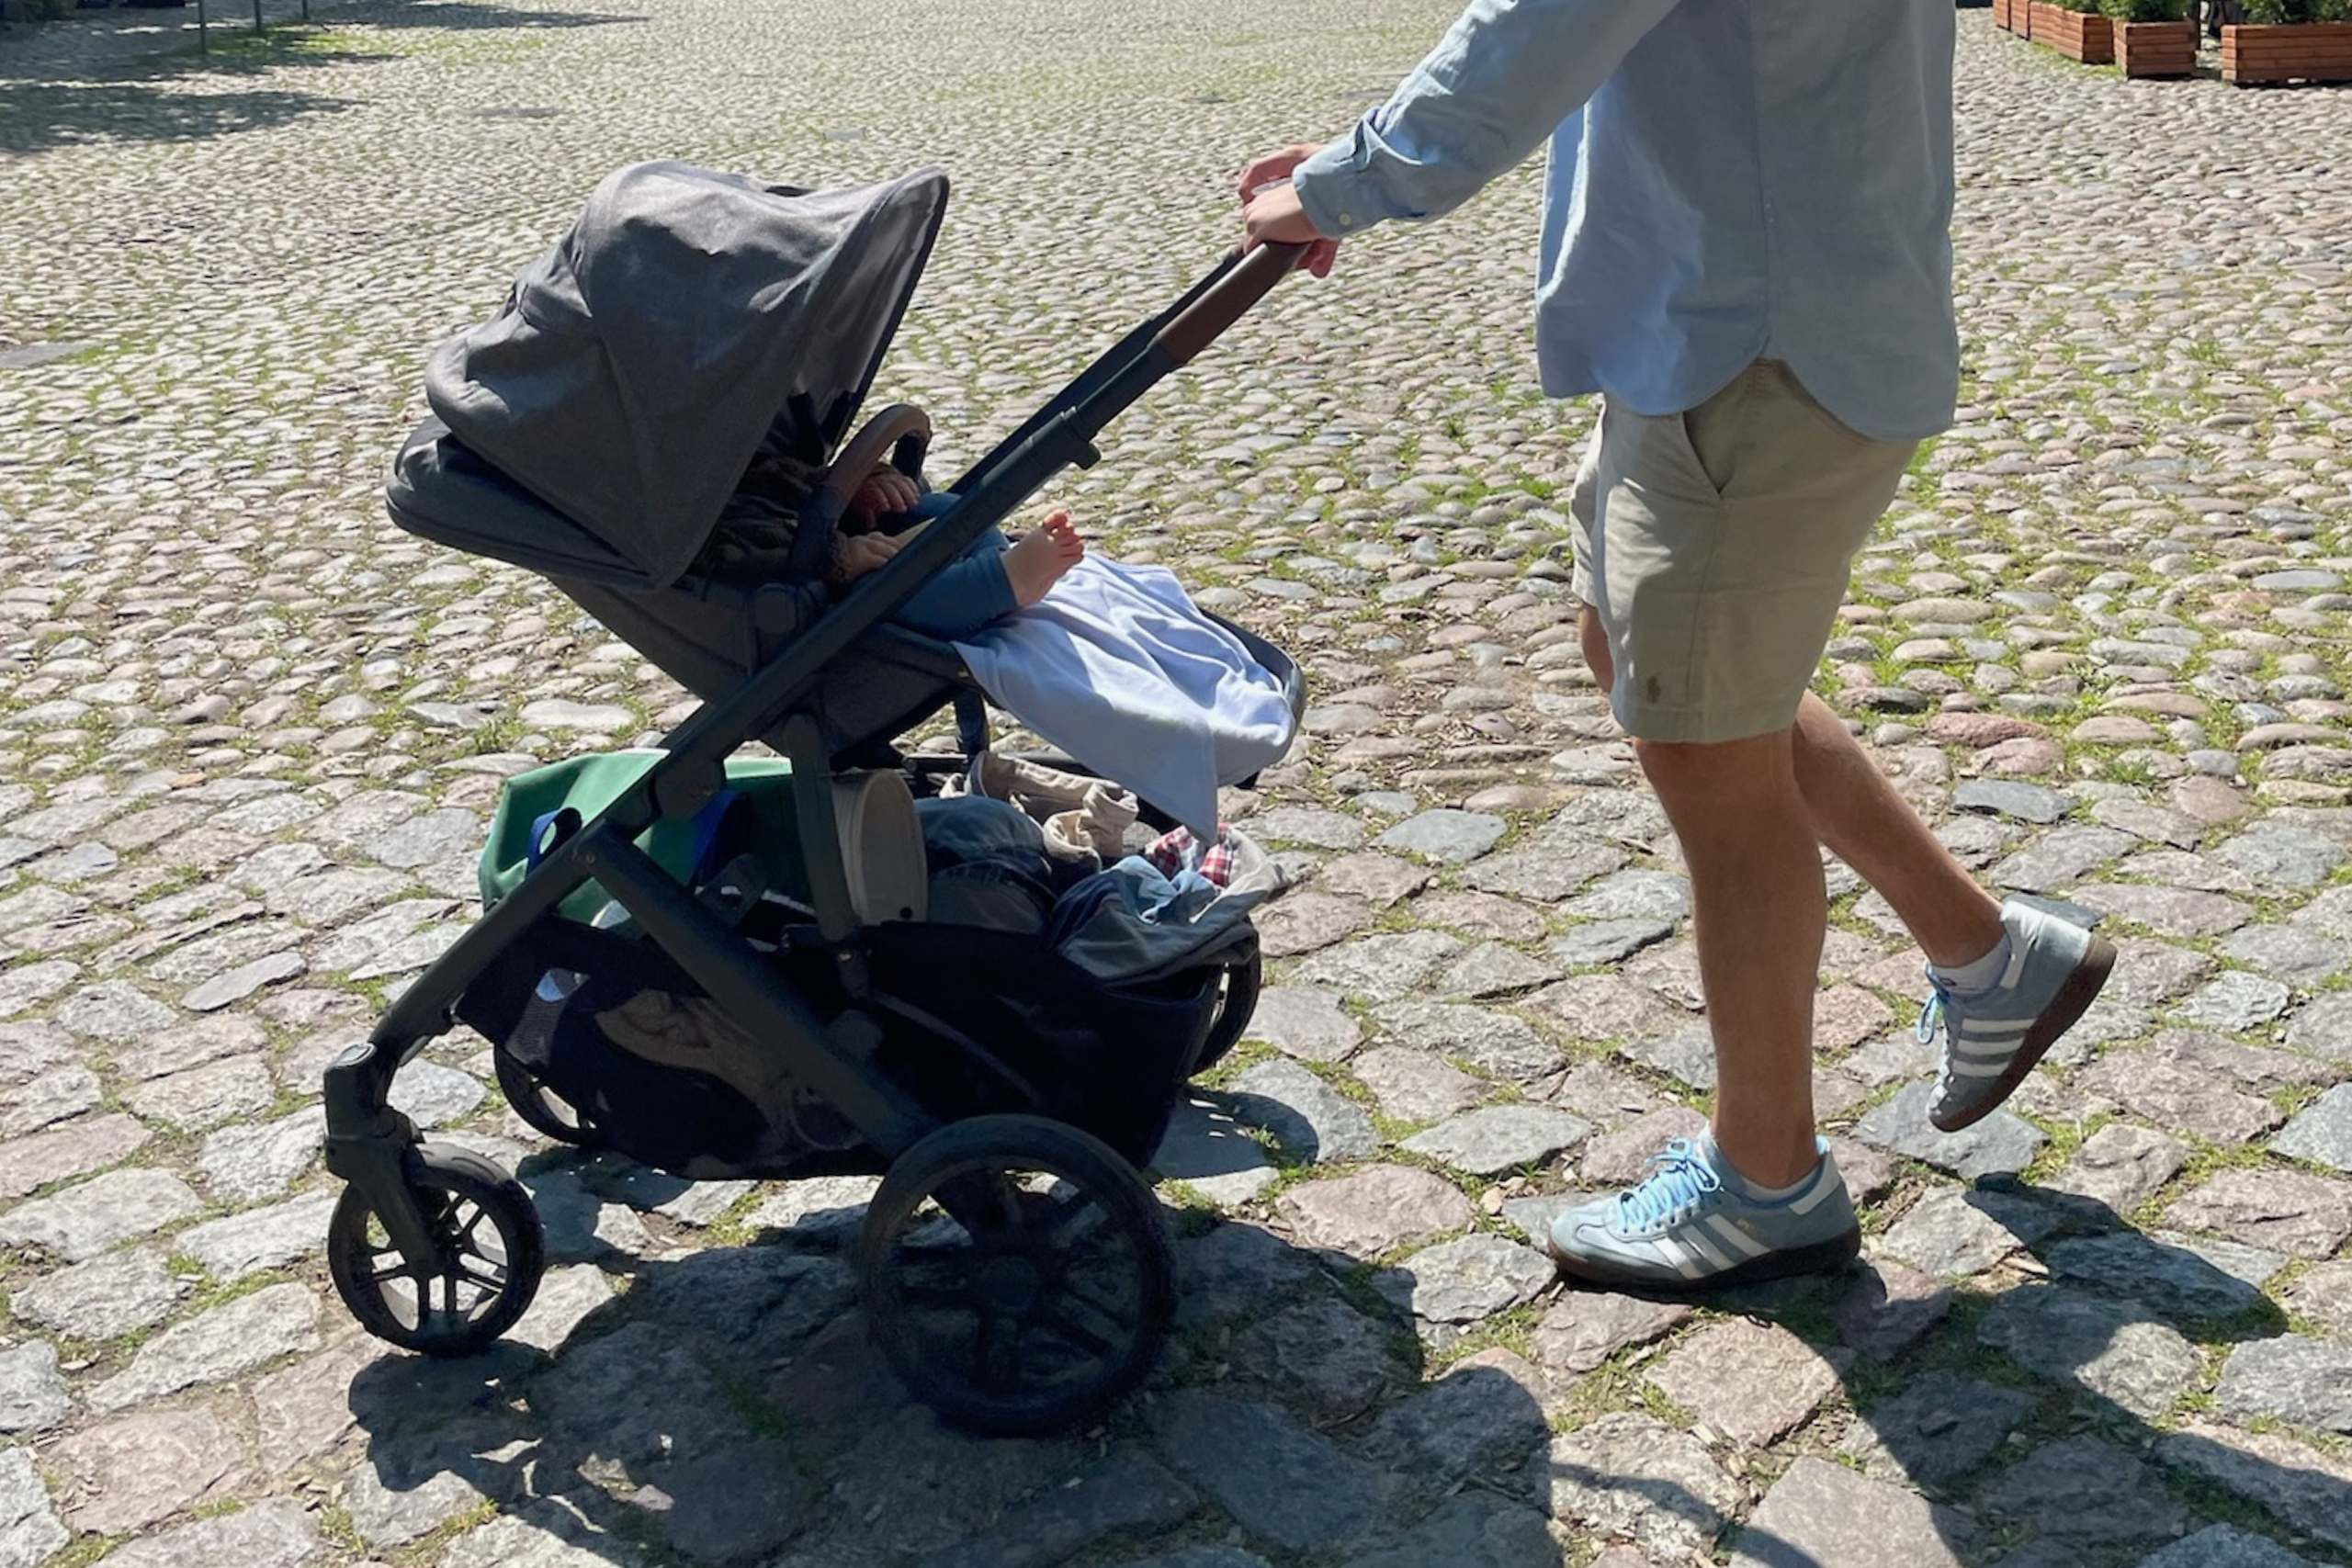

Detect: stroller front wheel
[857, 1114, 1174, 1436]
[327, 1144, 546, 1356]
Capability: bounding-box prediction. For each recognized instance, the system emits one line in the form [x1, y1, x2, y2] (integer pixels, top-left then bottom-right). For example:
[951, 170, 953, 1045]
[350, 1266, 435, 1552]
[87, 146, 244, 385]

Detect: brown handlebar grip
[818, 402, 934, 506]
[1155, 242, 1312, 367]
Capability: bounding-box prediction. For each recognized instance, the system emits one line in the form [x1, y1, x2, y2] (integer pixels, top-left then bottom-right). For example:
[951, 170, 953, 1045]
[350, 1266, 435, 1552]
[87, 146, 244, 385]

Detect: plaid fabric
[1143, 823, 1236, 889]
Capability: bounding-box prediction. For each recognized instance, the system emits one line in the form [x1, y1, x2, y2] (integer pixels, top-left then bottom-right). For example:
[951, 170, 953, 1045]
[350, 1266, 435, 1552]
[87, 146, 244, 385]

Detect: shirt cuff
[1290, 142, 1380, 242]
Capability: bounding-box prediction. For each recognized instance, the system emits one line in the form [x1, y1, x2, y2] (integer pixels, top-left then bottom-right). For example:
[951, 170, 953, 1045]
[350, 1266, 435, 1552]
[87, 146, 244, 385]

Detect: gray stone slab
[1978, 1286, 2202, 1418]
[1543, 1412, 1740, 1562]
[1374, 1234, 1554, 1324]
[1227, 1057, 1380, 1164]
[1275, 1164, 1476, 1258]
[1853, 1080, 2045, 1180]
[2216, 1335, 2352, 1434]
[1977, 1435, 2188, 1549]
[2275, 1082, 2352, 1171]
[1150, 1393, 1390, 1553]
[1730, 1456, 1973, 1568]
[1401, 1104, 1589, 1176]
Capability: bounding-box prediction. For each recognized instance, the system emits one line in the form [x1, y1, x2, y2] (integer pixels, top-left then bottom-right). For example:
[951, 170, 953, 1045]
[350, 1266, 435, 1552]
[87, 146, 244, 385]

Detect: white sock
[1932, 931, 2013, 994]
[1702, 1134, 1814, 1201]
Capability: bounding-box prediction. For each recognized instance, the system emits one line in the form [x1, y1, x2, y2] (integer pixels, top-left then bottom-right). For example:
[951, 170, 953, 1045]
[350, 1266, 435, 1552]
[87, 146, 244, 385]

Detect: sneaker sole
[1930, 932, 2117, 1134]
[1547, 1227, 1862, 1292]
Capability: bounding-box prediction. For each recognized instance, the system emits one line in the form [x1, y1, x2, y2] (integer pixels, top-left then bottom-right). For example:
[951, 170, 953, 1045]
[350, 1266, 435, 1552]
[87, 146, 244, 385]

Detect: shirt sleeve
[1290, 0, 1684, 240]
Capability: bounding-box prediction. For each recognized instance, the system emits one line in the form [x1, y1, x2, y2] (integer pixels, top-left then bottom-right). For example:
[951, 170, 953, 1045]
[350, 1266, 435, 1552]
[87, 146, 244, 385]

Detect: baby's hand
[849, 466, 922, 528]
[834, 532, 905, 581]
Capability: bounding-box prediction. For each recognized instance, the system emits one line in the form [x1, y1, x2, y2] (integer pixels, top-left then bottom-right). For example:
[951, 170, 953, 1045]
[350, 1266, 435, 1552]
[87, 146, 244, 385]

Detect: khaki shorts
[1569, 360, 1917, 745]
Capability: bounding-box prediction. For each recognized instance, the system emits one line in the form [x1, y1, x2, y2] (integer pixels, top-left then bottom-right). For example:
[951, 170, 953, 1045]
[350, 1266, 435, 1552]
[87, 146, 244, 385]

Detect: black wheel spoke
[991, 1180, 1029, 1238]
[457, 1264, 507, 1294]
[972, 1310, 1023, 1393]
[1036, 1196, 1102, 1246]
[1058, 1280, 1133, 1325]
[858, 1119, 1173, 1434]
[1036, 1305, 1117, 1358]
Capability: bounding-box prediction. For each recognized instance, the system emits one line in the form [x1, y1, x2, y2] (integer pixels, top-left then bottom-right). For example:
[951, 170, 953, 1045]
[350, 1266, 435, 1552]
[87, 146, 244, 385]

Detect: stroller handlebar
[1153, 242, 1311, 368]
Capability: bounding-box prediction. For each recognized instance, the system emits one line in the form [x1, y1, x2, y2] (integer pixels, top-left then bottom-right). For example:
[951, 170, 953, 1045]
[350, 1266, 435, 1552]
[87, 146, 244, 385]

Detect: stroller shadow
[339, 1160, 2339, 1567]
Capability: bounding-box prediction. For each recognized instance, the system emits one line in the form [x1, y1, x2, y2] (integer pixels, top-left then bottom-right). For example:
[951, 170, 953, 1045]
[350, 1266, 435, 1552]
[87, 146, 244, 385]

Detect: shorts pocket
[1675, 369, 1758, 500]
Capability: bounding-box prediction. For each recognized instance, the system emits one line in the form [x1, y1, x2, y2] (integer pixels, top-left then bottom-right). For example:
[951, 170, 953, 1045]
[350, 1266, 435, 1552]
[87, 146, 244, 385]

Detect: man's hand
[1238, 143, 1340, 278]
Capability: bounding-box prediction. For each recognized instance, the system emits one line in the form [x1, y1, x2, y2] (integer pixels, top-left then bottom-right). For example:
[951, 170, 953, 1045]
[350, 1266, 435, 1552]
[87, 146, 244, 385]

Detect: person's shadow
[1534, 1188, 2335, 1568]
[337, 1136, 2338, 1568]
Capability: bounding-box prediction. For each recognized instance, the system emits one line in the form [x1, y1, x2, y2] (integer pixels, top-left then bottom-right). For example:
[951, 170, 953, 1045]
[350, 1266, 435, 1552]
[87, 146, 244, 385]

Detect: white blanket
[953, 555, 1295, 834]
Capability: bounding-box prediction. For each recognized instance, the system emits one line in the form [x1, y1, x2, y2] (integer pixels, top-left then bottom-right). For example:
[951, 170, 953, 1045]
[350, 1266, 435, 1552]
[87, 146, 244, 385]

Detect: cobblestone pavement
[4, 2, 2352, 1565]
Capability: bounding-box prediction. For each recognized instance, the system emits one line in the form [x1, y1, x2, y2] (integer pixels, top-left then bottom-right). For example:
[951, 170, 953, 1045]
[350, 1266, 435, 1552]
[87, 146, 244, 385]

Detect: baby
[696, 432, 1084, 640]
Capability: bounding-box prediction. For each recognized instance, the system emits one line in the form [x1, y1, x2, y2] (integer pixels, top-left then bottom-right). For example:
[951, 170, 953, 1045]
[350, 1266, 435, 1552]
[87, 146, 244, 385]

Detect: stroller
[322, 162, 1309, 1434]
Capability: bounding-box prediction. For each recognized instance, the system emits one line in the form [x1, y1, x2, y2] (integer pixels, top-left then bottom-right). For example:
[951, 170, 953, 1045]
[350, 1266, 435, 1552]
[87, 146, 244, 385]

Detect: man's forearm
[1291, 0, 1682, 239]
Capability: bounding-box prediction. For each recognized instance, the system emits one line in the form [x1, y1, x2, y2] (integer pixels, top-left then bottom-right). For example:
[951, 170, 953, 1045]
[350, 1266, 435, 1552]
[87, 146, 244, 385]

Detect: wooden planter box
[2117, 18, 2197, 75]
[2222, 22, 2352, 85]
[1994, 0, 2020, 31]
[2031, 3, 2115, 62]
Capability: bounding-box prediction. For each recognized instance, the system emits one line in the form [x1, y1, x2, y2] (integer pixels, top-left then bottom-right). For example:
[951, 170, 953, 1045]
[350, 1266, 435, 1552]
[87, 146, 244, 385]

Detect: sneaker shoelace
[1618, 1138, 1721, 1232]
[1915, 966, 1954, 1048]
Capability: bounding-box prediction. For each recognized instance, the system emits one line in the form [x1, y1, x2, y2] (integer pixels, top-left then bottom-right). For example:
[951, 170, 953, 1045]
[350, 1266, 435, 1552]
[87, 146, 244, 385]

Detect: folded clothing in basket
[915, 795, 1275, 982]
[915, 796, 1079, 936]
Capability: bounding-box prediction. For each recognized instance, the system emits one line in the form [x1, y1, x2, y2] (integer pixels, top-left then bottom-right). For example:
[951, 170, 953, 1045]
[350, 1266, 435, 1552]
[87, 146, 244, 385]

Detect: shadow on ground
[332, 1134, 2346, 1568]
[0, 0, 642, 151]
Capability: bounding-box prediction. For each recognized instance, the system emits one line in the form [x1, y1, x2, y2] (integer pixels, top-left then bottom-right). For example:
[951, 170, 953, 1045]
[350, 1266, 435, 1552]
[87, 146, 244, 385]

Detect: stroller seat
[390, 415, 977, 773]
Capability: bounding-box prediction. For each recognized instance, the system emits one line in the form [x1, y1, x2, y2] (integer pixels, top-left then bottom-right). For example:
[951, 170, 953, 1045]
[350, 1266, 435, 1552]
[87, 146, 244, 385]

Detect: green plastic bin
[479, 750, 807, 924]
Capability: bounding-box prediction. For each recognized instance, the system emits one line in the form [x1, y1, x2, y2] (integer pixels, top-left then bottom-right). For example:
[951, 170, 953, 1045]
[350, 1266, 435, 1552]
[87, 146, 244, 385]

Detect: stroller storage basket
[458, 913, 1238, 1178]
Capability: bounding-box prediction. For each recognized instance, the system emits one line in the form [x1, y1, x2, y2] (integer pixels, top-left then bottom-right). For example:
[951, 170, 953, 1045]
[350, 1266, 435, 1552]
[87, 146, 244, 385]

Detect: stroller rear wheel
[857, 1114, 1174, 1436]
[1193, 949, 1262, 1077]
[327, 1144, 546, 1357]
[493, 1050, 605, 1148]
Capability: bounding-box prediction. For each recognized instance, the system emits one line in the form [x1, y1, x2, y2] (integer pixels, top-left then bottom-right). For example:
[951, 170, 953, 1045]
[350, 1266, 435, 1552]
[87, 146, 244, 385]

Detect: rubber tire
[327, 1143, 546, 1358]
[1192, 949, 1262, 1077]
[493, 1050, 605, 1149]
[858, 1114, 1173, 1437]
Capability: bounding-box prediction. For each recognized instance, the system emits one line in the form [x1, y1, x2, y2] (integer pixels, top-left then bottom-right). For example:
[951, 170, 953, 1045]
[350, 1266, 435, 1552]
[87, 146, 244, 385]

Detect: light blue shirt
[1293, 0, 1959, 442]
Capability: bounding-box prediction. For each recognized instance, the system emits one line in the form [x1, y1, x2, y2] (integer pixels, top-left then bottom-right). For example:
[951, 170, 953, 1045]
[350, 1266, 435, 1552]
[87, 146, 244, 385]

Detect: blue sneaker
[1545, 1137, 1860, 1290]
[1917, 898, 2115, 1134]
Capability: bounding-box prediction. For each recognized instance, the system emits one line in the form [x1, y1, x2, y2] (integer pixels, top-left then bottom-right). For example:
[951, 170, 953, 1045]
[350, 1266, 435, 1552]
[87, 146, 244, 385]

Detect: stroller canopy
[413, 160, 950, 591]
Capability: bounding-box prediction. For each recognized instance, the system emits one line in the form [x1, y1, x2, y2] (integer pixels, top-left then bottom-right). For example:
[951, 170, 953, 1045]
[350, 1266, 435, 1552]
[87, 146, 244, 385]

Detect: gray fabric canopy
[418, 160, 950, 591]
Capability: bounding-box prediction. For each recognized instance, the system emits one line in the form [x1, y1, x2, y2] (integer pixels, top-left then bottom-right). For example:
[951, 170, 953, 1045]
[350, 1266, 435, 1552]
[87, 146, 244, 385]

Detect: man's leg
[1792, 694, 2003, 968]
[1577, 609, 1962, 1184]
[1636, 728, 1826, 1188]
[1546, 375, 1889, 1289]
[1582, 607, 2002, 972]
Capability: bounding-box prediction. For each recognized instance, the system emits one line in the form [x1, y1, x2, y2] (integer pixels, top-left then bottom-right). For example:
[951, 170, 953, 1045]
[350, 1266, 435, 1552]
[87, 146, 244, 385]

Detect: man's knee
[1578, 604, 1615, 690]
[1634, 728, 1798, 812]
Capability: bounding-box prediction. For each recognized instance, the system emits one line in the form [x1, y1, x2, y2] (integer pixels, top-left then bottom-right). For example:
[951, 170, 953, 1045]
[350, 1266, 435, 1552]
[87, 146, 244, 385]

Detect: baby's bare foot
[1003, 511, 1085, 607]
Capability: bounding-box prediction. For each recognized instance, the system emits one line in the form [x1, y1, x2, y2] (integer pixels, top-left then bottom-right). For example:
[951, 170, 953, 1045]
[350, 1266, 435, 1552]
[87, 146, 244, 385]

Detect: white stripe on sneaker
[1679, 1225, 1733, 1272]
[1955, 1039, 2020, 1061]
[1652, 1234, 1703, 1280]
[1950, 1059, 2007, 1078]
[1790, 1171, 1838, 1215]
[1707, 1214, 1770, 1258]
[1958, 1018, 2032, 1038]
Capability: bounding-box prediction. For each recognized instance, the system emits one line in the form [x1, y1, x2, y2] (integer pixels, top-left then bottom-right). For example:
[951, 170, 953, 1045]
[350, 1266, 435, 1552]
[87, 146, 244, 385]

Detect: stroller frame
[323, 240, 1309, 1433]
